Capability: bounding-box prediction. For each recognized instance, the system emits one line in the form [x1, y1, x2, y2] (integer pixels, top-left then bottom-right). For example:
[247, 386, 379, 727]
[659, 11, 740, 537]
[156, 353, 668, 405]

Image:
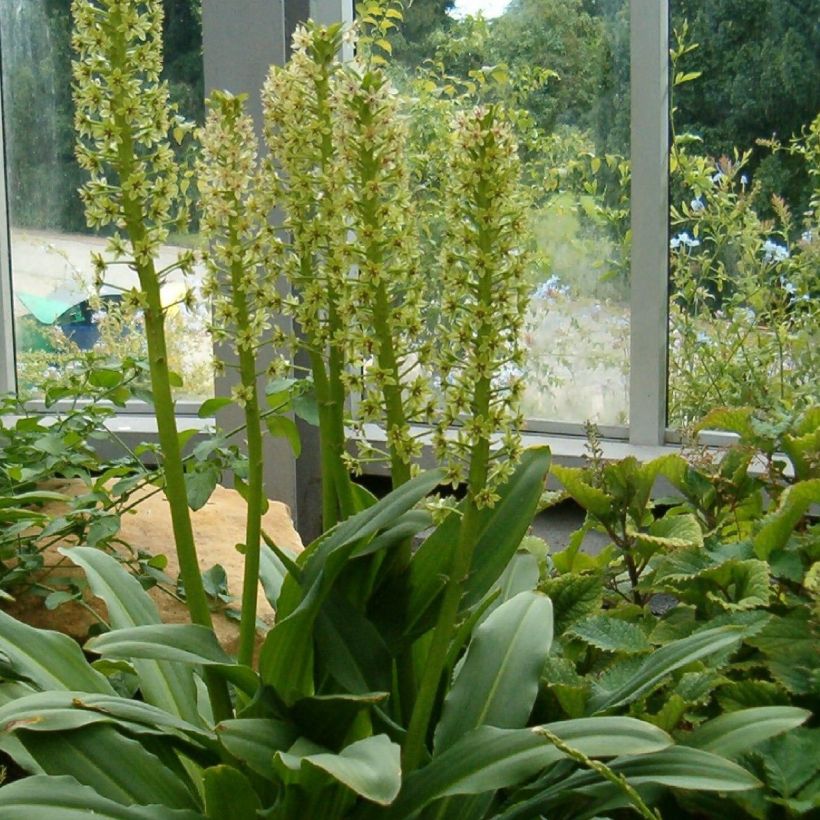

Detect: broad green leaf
[0, 490, 69, 508]
[258, 541, 296, 609]
[17, 724, 198, 809]
[754, 479, 820, 558]
[216, 718, 297, 778]
[87, 624, 234, 667]
[197, 397, 233, 417]
[588, 626, 744, 713]
[291, 691, 389, 750]
[184, 465, 219, 511]
[0, 610, 114, 694]
[695, 407, 754, 439]
[265, 415, 301, 457]
[568, 615, 650, 654]
[203, 765, 261, 819]
[434, 592, 553, 754]
[477, 551, 540, 625]
[0, 775, 202, 819]
[275, 734, 401, 806]
[86, 513, 121, 547]
[551, 465, 612, 519]
[62, 548, 201, 724]
[381, 719, 671, 818]
[684, 707, 810, 758]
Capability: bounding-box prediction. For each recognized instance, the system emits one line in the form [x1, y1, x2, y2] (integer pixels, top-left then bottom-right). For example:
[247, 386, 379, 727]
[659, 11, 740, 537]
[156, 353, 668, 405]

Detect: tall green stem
[228, 236, 266, 668]
[106, 10, 230, 721]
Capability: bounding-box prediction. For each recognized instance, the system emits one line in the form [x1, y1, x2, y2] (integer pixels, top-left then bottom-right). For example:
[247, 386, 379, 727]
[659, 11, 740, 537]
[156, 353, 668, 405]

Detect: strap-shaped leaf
[87, 624, 234, 666]
[588, 625, 744, 713]
[498, 746, 761, 819]
[0, 775, 202, 819]
[683, 706, 810, 758]
[434, 592, 553, 754]
[0, 690, 215, 749]
[63, 547, 201, 724]
[16, 723, 199, 810]
[378, 718, 671, 818]
[203, 765, 261, 819]
[0, 610, 114, 695]
[374, 447, 550, 648]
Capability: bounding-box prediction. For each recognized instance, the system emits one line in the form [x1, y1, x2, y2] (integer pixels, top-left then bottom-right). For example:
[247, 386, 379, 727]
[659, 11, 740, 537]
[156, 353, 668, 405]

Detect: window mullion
[0, 48, 15, 397]
[629, 0, 669, 445]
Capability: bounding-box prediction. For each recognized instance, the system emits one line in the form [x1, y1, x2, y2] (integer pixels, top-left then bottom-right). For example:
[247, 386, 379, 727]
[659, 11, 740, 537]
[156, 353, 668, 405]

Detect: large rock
[2, 480, 302, 656]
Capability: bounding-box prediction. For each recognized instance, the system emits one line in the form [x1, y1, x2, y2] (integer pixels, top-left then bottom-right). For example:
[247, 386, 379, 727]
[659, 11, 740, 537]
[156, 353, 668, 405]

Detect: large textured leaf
[274, 734, 401, 805]
[747, 610, 818, 695]
[539, 572, 603, 636]
[684, 707, 810, 758]
[434, 592, 553, 754]
[754, 479, 820, 558]
[63, 547, 201, 723]
[87, 624, 234, 666]
[551, 465, 612, 519]
[0, 610, 114, 694]
[15, 723, 199, 809]
[376, 719, 671, 818]
[0, 776, 202, 820]
[633, 513, 703, 550]
[702, 559, 771, 611]
[568, 615, 651, 654]
[588, 625, 744, 713]
[203, 765, 261, 819]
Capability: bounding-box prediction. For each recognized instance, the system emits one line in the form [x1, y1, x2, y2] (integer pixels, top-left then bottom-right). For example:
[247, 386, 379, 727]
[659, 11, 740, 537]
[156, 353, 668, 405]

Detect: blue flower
[762, 239, 789, 264]
[690, 197, 705, 212]
[670, 232, 701, 250]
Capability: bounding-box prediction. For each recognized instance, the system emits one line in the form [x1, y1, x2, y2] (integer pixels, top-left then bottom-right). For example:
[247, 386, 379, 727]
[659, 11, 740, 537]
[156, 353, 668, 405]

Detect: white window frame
[0, 0, 685, 529]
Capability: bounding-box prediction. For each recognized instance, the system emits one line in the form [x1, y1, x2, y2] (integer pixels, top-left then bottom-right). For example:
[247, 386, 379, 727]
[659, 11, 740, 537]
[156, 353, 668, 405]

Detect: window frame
[0, 0, 678, 529]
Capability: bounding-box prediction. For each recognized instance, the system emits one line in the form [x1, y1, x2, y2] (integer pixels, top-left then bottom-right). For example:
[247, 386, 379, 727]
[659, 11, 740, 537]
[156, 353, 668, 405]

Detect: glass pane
[668, 0, 819, 426]
[390, 0, 631, 426]
[1, 0, 212, 401]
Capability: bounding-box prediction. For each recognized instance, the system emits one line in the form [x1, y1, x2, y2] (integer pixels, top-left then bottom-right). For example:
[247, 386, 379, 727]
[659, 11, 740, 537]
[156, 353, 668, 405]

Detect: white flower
[690, 197, 705, 212]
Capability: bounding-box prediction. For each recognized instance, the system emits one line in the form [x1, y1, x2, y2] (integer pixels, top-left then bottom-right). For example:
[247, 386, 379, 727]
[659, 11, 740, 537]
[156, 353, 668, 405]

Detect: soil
[1, 480, 303, 656]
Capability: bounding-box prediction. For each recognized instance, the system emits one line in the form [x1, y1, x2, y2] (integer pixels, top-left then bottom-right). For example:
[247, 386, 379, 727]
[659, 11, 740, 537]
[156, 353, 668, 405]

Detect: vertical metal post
[201, 0, 352, 537]
[629, 0, 669, 445]
[201, 1, 300, 515]
[0, 33, 16, 397]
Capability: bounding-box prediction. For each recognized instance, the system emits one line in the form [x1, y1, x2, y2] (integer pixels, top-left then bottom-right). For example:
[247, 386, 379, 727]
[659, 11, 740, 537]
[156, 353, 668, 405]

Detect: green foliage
[540, 406, 820, 816]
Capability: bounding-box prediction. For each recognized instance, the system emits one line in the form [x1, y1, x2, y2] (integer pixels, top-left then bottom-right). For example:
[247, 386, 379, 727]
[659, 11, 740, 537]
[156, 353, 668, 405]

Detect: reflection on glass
[390, 0, 631, 425]
[1, 0, 212, 400]
[667, 1, 819, 426]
